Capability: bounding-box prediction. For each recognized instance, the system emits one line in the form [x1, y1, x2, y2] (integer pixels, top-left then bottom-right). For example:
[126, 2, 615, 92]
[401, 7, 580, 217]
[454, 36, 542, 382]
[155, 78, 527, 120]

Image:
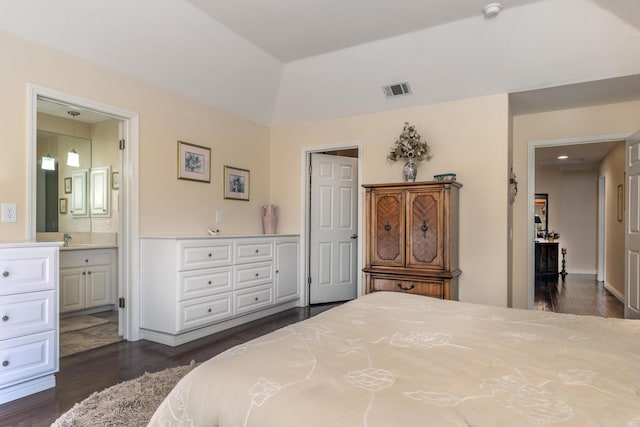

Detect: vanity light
[66, 110, 80, 167]
[41, 155, 56, 170]
[66, 148, 80, 167]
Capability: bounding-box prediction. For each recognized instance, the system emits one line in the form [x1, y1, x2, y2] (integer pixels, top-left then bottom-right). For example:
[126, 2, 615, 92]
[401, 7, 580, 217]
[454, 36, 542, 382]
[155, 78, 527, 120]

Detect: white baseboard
[604, 282, 624, 302]
[566, 269, 597, 275]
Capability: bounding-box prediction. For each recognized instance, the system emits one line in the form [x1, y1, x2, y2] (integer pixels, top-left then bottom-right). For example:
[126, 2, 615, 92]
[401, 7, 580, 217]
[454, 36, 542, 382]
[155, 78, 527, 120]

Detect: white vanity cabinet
[90, 166, 111, 217]
[140, 235, 300, 346]
[59, 248, 116, 314]
[70, 169, 88, 217]
[0, 243, 59, 404]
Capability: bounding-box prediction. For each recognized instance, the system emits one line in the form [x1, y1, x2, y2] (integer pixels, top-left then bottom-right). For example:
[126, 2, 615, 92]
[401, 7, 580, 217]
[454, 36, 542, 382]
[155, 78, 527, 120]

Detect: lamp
[534, 214, 542, 224]
[66, 110, 80, 167]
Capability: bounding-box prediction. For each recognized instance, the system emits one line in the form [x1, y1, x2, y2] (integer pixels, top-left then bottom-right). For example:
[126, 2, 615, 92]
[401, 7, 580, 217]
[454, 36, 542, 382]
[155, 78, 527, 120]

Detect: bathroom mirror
[534, 193, 548, 234]
[35, 98, 120, 237]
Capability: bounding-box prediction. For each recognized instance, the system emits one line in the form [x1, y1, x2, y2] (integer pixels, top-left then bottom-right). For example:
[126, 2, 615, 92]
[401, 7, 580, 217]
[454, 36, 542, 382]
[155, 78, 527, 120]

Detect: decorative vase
[262, 205, 278, 234]
[403, 158, 418, 182]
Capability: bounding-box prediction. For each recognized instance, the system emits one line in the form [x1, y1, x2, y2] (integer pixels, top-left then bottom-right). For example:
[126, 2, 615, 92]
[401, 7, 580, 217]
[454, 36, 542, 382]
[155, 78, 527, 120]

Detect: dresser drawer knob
[255, 273, 259, 277]
[397, 283, 415, 292]
[208, 253, 212, 257]
[254, 297, 259, 301]
[208, 280, 212, 285]
[85, 259, 89, 263]
[207, 308, 212, 313]
[2, 360, 8, 367]
[2, 315, 8, 322]
[255, 249, 259, 253]
[2, 271, 8, 278]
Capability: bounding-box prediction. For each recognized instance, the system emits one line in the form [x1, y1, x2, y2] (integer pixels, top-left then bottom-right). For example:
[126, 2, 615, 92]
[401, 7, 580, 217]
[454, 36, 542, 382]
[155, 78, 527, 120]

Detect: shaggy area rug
[51, 361, 197, 427]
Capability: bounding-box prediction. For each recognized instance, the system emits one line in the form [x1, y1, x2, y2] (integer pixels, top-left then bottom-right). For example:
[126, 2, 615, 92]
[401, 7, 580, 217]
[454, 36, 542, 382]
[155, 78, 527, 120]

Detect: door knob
[350, 234, 357, 239]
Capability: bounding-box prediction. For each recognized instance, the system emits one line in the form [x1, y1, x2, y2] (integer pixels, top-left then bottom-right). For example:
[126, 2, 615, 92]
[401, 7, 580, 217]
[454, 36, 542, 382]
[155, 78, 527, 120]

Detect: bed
[148, 291, 640, 426]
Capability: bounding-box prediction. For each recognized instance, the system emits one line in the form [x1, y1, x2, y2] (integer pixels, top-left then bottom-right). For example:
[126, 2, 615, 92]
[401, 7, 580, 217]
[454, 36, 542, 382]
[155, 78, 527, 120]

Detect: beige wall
[270, 94, 511, 306]
[0, 31, 270, 241]
[600, 142, 626, 296]
[512, 101, 640, 308]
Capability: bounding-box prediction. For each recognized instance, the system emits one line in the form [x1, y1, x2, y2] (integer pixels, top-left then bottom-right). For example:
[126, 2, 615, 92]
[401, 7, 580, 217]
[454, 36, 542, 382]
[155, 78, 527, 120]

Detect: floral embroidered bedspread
[148, 292, 640, 426]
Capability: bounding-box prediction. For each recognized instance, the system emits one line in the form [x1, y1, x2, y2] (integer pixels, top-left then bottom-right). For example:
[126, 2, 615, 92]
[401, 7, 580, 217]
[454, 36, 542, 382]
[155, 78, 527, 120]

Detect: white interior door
[309, 153, 358, 304]
[625, 130, 640, 319]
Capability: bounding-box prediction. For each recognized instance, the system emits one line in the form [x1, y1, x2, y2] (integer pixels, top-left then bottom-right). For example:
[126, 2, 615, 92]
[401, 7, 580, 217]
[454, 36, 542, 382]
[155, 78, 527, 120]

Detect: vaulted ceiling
[1, 0, 640, 126]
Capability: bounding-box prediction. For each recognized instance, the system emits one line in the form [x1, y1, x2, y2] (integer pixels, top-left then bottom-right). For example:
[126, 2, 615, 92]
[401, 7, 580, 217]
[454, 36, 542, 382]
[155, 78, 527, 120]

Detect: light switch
[1, 203, 17, 223]
[216, 210, 223, 223]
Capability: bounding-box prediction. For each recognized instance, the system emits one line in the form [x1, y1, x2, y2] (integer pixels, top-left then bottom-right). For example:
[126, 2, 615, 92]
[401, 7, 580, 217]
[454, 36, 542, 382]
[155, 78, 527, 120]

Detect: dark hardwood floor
[0, 303, 339, 427]
[534, 273, 624, 318]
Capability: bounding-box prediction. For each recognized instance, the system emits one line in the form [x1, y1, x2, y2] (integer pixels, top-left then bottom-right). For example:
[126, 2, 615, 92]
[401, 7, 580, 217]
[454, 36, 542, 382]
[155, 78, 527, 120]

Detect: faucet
[63, 233, 72, 247]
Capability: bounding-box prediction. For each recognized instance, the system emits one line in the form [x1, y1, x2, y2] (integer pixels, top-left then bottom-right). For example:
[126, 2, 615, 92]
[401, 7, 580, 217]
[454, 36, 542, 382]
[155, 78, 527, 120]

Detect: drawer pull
[2, 360, 8, 367]
[254, 297, 259, 301]
[82, 272, 86, 275]
[2, 271, 8, 278]
[88, 271, 92, 275]
[208, 253, 212, 257]
[255, 273, 259, 277]
[208, 280, 212, 285]
[397, 283, 415, 292]
[85, 259, 89, 263]
[2, 315, 8, 322]
[207, 308, 212, 313]
[421, 220, 428, 238]
[275, 270, 279, 274]
[255, 249, 259, 253]
[384, 222, 391, 232]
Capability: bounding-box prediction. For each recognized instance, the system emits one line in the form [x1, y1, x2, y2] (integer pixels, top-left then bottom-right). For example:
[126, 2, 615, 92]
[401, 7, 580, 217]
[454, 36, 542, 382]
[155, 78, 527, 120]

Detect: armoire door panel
[407, 190, 444, 269]
[372, 192, 404, 266]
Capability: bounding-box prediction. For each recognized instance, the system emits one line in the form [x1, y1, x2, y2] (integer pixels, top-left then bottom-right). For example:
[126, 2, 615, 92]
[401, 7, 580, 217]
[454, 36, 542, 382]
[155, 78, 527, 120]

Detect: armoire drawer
[178, 293, 233, 332]
[179, 267, 233, 301]
[0, 291, 55, 340]
[178, 240, 233, 271]
[0, 330, 56, 386]
[369, 276, 444, 299]
[234, 262, 273, 290]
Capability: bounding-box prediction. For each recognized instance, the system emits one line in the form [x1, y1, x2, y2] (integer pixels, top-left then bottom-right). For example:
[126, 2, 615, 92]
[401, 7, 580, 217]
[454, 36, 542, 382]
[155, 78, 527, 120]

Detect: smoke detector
[483, 2, 502, 18]
[383, 82, 412, 98]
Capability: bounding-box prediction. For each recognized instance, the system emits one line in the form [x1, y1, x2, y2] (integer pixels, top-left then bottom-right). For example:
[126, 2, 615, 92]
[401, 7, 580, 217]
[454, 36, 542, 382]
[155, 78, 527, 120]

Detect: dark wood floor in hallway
[534, 273, 624, 318]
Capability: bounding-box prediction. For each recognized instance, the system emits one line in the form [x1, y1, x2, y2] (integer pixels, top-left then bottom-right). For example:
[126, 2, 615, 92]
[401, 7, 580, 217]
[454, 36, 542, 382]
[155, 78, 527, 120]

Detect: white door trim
[27, 84, 141, 341]
[597, 176, 606, 282]
[300, 141, 363, 306]
[526, 132, 632, 309]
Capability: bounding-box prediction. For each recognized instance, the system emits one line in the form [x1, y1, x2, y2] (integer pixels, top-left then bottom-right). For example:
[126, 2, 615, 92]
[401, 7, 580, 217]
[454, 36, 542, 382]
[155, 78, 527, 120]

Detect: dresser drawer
[369, 276, 444, 298]
[179, 267, 232, 301]
[178, 240, 233, 271]
[0, 248, 56, 295]
[234, 262, 273, 290]
[0, 330, 56, 386]
[235, 284, 274, 315]
[0, 291, 55, 340]
[234, 240, 273, 265]
[178, 294, 233, 332]
[60, 250, 113, 268]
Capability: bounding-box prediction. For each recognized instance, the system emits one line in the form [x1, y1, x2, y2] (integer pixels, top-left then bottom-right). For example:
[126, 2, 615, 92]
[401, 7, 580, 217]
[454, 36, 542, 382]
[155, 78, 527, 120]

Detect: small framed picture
[64, 177, 72, 194]
[224, 166, 250, 201]
[59, 198, 68, 214]
[177, 141, 211, 183]
[112, 171, 120, 190]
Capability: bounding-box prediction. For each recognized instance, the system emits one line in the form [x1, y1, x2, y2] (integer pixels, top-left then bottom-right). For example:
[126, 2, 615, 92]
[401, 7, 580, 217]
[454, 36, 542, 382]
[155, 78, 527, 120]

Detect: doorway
[303, 144, 362, 305]
[28, 85, 140, 341]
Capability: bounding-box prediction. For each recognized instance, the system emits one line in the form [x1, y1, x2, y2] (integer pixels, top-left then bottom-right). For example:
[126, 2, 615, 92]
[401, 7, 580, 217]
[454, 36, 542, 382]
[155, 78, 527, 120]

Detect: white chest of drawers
[140, 235, 299, 346]
[0, 242, 59, 404]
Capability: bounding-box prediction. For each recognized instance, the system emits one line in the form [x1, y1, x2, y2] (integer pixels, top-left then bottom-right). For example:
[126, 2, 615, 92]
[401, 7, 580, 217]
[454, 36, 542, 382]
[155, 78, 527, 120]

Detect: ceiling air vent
[383, 82, 412, 98]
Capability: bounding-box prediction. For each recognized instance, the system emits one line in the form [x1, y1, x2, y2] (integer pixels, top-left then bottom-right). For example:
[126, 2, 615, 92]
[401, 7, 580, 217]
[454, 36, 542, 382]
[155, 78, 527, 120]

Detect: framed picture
[224, 166, 250, 201]
[59, 198, 68, 214]
[618, 184, 623, 222]
[112, 171, 120, 190]
[177, 141, 211, 183]
[64, 177, 72, 194]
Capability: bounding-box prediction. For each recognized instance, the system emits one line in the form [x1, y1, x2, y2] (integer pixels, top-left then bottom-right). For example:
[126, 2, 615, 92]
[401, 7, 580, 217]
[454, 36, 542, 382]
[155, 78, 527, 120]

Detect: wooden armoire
[363, 181, 461, 300]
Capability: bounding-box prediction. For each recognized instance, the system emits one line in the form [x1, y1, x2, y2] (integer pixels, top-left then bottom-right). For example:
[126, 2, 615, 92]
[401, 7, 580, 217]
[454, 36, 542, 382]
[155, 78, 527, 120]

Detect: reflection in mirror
[534, 193, 548, 235]
[36, 130, 91, 232]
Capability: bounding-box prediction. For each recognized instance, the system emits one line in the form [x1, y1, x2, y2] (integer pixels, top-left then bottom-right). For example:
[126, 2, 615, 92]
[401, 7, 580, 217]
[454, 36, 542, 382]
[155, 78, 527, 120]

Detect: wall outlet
[1, 203, 17, 223]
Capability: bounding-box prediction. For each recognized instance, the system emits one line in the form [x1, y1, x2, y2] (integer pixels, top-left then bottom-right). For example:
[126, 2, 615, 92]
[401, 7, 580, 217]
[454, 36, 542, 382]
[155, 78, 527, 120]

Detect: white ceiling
[2, 0, 640, 126]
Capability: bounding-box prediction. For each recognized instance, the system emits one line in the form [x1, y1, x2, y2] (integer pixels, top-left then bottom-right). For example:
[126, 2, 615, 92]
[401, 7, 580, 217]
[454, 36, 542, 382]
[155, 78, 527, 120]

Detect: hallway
[534, 273, 624, 318]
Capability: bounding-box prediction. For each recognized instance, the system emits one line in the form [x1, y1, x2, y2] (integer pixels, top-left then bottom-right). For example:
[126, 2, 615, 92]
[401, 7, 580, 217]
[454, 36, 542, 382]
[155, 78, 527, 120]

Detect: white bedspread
[149, 292, 640, 426]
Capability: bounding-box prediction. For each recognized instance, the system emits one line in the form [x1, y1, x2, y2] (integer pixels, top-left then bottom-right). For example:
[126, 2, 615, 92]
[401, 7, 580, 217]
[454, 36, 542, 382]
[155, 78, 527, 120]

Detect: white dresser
[0, 242, 60, 404]
[140, 235, 299, 346]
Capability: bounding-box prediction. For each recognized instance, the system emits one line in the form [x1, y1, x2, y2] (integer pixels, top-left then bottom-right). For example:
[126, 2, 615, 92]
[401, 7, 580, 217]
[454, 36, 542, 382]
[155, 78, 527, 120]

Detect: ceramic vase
[262, 204, 278, 234]
[403, 158, 418, 182]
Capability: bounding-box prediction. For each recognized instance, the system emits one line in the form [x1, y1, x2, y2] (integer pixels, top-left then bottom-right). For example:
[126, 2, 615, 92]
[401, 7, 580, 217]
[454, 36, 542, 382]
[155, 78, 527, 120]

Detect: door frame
[597, 176, 606, 282]
[27, 84, 141, 341]
[300, 141, 363, 306]
[526, 132, 632, 309]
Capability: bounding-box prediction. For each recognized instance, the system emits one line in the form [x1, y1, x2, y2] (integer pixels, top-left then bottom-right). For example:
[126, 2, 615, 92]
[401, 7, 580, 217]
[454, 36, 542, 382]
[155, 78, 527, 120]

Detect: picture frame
[64, 177, 72, 194]
[59, 198, 68, 214]
[618, 184, 623, 222]
[112, 171, 120, 190]
[224, 165, 250, 201]
[177, 141, 211, 183]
